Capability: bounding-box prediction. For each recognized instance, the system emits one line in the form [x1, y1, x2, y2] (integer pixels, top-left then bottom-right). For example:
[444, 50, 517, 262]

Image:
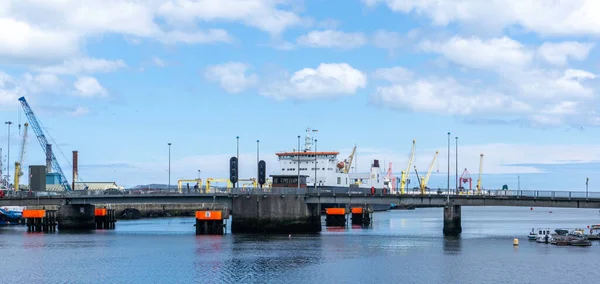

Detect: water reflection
[443, 235, 462, 254]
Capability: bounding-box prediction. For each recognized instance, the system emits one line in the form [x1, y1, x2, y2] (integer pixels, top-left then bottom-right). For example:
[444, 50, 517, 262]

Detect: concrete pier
[195, 209, 229, 235]
[443, 205, 462, 236]
[231, 195, 321, 234]
[325, 207, 347, 226]
[57, 204, 96, 230]
[351, 206, 372, 227]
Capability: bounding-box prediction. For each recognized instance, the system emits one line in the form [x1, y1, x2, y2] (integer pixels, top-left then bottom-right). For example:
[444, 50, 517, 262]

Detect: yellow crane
[177, 179, 202, 193]
[205, 178, 233, 193]
[420, 150, 438, 194]
[400, 140, 416, 194]
[13, 123, 28, 191]
[343, 145, 356, 173]
[476, 154, 484, 194]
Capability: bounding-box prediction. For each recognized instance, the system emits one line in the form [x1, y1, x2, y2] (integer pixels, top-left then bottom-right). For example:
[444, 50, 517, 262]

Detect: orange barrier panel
[196, 211, 223, 220]
[95, 208, 107, 216]
[23, 209, 45, 218]
[325, 208, 346, 215]
[351, 207, 363, 214]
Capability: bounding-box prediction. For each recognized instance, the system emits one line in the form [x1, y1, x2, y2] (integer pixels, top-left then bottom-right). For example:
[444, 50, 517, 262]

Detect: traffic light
[258, 160, 266, 185]
[229, 157, 238, 184]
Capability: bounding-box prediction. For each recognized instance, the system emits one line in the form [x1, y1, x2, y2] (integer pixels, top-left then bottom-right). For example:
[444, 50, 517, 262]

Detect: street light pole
[236, 136, 239, 188]
[5, 121, 12, 187]
[168, 142, 171, 192]
[256, 139, 259, 179]
[447, 132, 450, 204]
[455, 136, 458, 194]
[586, 177, 589, 200]
[297, 135, 301, 190]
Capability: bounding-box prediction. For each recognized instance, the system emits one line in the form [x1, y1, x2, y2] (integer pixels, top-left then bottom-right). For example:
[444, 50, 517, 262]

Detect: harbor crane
[400, 140, 416, 194]
[13, 123, 28, 191]
[343, 145, 356, 174]
[419, 150, 438, 194]
[18, 96, 72, 191]
[459, 168, 472, 192]
[476, 154, 484, 194]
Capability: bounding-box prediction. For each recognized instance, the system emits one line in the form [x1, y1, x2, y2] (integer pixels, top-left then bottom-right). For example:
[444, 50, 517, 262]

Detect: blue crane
[18, 96, 72, 191]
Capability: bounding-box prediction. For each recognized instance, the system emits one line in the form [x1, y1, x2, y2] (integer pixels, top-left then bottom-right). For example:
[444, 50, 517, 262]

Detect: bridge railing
[2, 188, 600, 200]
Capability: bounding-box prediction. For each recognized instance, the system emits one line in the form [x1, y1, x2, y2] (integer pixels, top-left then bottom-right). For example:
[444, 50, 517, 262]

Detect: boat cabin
[270, 175, 309, 188]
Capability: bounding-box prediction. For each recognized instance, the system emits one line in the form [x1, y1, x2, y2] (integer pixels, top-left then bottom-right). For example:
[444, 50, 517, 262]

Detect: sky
[0, 0, 600, 191]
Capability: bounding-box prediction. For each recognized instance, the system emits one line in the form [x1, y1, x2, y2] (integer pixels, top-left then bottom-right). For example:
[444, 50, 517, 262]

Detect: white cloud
[22, 73, 64, 93]
[0, 0, 303, 65]
[152, 56, 167, 67]
[538, 42, 595, 66]
[0, 71, 24, 109]
[363, 0, 600, 36]
[34, 57, 127, 75]
[204, 62, 259, 94]
[156, 0, 304, 35]
[372, 67, 414, 83]
[260, 63, 367, 100]
[372, 77, 530, 115]
[421, 36, 533, 71]
[0, 18, 81, 64]
[371, 29, 403, 49]
[73, 76, 107, 97]
[68, 106, 90, 117]
[158, 29, 233, 44]
[517, 69, 596, 100]
[297, 30, 368, 49]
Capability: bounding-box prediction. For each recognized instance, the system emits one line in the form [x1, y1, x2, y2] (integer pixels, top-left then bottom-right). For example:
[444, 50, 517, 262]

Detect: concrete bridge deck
[2, 188, 599, 209]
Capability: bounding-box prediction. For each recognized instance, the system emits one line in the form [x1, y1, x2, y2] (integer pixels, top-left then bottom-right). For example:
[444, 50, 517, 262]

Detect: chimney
[46, 144, 52, 173]
[73, 150, 78, 190]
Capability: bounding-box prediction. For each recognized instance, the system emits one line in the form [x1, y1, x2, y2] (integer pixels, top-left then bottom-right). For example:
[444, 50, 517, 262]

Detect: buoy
[513, 238, 519, 246]
[288, 234, 291, 238]
[530, 207, 533, 210]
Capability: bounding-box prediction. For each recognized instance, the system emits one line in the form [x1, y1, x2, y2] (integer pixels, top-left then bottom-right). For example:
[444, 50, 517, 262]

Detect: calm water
[2, 206, 600, 284]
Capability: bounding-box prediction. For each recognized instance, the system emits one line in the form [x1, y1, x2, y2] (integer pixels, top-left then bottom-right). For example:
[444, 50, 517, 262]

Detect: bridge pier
[57, 204, 96, 230]
[231, 195, 321, 234]
[443, 205, 462, 236]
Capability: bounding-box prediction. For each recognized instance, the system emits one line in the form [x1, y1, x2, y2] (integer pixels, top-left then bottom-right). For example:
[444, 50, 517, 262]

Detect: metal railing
[2, 188, 600, 200]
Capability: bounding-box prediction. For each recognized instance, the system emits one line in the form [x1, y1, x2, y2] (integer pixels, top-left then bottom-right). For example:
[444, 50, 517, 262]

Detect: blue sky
[1, 0, 600, 190]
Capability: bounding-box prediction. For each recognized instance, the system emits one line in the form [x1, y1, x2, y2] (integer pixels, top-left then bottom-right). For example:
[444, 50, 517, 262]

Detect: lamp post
[586, 178, 589, 200]
[256, 139, 260, 179]
[314, 139, 318, 194]
[447, 132, 450, 204]
[168, 142, 171, 192]
[236, 136, 239, 188]
[455, 136, 458, 194]
[297, 135, 301, 190]
[5, 121, 11, 186]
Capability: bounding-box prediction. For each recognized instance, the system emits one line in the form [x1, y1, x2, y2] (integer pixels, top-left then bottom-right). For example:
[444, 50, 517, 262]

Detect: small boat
[536, 228, 552, 243]
[568, 230, 592, 246]
[585, 225, 600, 240]
[527, 228, 537, 240]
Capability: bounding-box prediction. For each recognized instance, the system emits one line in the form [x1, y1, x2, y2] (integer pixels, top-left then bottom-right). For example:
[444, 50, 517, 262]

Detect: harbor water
[1, 206, 600, 283]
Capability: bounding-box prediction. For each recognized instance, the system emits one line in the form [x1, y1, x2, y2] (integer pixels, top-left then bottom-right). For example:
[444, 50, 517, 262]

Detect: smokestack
[73, 150, 78, 191]
[46, 144, 52, 173]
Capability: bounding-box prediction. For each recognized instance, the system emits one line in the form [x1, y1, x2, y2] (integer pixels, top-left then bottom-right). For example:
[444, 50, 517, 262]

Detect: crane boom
[13, 123, 28, 191]
[18, 97, 72, 191]
[476, 154, 483, 194]
[420, 150, 438, 194]
[400, 140, 416, 194]
[344, 145, 356, 173]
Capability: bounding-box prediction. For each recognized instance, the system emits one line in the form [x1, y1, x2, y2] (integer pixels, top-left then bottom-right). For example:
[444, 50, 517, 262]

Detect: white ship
[270, 129, 386, 191]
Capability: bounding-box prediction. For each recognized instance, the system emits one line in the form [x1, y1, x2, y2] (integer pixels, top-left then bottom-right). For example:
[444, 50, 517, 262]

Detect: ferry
[0, 206, 24, 225]
[270, 129, 390, 211]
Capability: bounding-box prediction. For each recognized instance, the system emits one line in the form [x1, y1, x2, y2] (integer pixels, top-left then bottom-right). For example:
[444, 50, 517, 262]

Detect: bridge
[2, 188, 599, 235]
